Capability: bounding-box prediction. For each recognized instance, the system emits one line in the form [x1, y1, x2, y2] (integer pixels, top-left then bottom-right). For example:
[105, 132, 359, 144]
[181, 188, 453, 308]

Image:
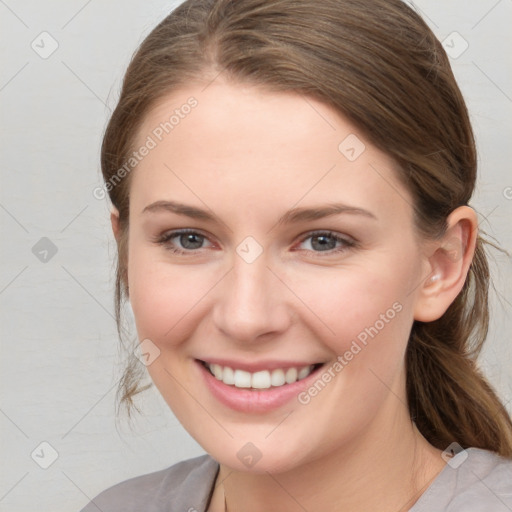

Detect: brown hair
[101, 0, 512, 455]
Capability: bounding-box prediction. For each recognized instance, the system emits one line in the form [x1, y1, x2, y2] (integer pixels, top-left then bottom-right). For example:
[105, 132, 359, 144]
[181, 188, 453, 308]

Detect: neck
[219, 406, 445, 512]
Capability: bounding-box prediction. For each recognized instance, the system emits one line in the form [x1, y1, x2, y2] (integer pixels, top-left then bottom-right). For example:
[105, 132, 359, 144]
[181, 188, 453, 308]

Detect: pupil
[181, 233, 203, 249]
[312, 235, 335, 251]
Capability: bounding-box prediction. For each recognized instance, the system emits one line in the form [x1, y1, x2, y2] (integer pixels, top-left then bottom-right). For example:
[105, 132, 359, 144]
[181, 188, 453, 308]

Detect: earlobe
[413, 206, 478, 322]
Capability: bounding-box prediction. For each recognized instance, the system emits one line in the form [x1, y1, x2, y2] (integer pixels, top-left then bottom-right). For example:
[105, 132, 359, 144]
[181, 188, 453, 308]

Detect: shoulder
[412, 448, 512, 511]
[79, 453, 219, 512]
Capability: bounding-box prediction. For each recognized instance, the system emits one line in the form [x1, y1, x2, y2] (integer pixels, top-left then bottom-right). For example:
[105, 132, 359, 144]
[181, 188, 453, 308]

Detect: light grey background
[0, 1, 511, 511]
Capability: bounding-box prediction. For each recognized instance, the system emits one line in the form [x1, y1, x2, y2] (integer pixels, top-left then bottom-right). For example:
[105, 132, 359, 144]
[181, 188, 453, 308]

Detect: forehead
[130, 80, 413, 225]
[136, 80, 344, 157]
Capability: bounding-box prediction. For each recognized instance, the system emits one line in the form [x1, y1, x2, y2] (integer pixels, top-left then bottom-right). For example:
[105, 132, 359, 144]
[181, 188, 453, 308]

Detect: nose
[212, 252, 291, 344]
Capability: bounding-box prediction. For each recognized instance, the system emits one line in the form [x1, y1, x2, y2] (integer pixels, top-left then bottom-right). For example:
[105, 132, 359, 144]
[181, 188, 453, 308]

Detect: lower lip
[195, 359, 325, 413]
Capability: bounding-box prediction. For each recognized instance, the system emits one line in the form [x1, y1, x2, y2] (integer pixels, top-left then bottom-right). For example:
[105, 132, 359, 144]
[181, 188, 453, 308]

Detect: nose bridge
[213, 250, 289, 342]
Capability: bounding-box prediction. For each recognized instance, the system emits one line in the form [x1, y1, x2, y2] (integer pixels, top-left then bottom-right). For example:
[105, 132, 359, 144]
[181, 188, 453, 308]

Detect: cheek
[127, 250, 216, 346]
[289, 269, 414, 433]
[289, 264, 416, 412]
[292, 266, 411, 351]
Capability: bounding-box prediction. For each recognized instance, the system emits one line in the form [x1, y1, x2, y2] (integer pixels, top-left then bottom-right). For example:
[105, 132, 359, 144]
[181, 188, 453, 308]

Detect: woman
[81, 0, 512, 510]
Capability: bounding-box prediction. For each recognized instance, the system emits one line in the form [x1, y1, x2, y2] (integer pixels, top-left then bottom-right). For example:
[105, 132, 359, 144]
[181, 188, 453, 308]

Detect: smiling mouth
[198, 360, 325, 390]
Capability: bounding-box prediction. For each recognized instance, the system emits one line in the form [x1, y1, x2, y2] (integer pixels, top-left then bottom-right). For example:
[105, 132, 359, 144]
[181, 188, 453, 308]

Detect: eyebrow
[141, 200, 377, 225]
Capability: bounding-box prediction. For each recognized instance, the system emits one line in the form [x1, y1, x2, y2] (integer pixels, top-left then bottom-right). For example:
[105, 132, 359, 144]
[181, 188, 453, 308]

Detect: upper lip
[197, 358, 325, 373]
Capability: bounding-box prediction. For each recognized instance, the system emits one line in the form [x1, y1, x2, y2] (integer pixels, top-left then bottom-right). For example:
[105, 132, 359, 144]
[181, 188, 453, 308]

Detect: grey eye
[309, 234, 338, 251]
[177, 233, 206, 250]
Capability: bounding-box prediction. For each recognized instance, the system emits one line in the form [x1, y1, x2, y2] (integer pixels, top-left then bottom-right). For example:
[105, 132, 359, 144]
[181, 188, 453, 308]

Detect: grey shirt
[80, 448, 512, 511]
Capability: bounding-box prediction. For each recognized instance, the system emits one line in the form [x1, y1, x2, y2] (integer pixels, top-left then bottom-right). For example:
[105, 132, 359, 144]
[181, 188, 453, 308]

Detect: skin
[111, 79, 478, 512]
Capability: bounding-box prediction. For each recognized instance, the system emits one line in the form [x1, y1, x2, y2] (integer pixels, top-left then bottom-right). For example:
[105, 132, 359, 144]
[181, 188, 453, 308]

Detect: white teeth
[223, 366, 235, 385]
[298, 366, 311, 380]
[211, 364, 223, 380]
[206, 362, 316, 389]
[233, 369, 252, 388]
[270, 369, 285, 387]
[285, 367, 298, 384]
[251, 370, 271, 389]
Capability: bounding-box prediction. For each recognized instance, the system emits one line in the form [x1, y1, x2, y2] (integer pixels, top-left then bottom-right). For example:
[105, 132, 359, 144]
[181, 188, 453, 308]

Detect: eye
[295, 231, 356, 255]
[154, 229, 356, 257]
[155, 229, 214, 254]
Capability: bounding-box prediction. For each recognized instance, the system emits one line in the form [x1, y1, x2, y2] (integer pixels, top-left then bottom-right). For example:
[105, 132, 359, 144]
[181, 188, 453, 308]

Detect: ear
[413, 206, 478, 322]
[110, 207, 130, 295]
[110, 207, 121, 242]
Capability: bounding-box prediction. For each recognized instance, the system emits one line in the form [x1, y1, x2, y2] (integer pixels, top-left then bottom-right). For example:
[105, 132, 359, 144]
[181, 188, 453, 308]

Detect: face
[123, 80, 430, 473]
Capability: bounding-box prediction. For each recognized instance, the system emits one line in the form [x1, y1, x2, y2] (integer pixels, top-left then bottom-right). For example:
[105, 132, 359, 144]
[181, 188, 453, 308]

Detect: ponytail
[406, 235, 512, 456]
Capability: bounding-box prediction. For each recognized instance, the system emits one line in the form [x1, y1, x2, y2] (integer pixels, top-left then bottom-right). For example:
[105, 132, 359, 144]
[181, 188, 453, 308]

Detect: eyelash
[154, 229, 357, 257]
